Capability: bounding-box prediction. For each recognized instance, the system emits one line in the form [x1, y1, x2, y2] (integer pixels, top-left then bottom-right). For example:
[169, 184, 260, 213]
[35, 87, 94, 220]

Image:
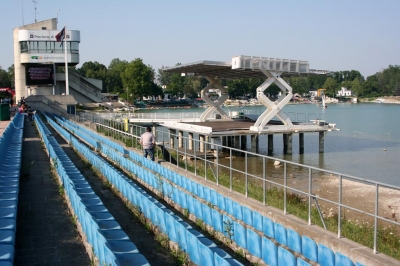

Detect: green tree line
[1, 61, 399, 100]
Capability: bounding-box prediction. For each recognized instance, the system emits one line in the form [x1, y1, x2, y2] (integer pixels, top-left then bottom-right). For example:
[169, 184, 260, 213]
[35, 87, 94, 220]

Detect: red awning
[0, 88, 15, 96]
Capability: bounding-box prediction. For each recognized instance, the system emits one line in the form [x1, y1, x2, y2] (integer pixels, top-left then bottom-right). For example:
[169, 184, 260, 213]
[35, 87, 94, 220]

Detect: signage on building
[20, 53, 75, 64]
[18, 30, 80, 42]
[25, 63, 54, 86]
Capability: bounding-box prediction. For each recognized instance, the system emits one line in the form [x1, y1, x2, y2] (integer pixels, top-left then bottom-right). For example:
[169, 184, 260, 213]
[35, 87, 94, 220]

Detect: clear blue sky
[1, 0, 399, 79]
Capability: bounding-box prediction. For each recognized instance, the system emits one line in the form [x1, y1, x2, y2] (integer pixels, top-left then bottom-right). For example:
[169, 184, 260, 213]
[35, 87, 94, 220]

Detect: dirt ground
[308, 175, 400, 225]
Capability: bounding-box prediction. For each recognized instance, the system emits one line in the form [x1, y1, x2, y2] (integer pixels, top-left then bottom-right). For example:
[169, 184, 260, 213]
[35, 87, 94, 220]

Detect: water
[138, 103, 400, 186]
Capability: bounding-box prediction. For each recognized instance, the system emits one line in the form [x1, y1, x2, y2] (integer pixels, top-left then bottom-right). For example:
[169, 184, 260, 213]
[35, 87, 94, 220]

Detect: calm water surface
[139, 103, 400, 186]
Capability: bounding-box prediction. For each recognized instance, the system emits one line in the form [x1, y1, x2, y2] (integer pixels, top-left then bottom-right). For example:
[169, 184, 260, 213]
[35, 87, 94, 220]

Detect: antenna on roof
[32, 0, 37, 23]
[22, 0, 25, 25]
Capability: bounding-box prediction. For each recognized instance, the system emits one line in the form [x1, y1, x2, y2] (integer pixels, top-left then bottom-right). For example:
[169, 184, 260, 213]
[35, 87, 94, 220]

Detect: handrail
[67, 69, 102, 101]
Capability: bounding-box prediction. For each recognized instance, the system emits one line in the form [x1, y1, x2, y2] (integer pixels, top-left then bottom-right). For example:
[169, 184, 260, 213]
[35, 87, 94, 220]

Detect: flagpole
[64, 25, 69, 95]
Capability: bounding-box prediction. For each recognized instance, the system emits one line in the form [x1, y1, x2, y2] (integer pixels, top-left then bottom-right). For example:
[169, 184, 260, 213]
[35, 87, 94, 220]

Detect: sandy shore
[365, 96, 400, 104]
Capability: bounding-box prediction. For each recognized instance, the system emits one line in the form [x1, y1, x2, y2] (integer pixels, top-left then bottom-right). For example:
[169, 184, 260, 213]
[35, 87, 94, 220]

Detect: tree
[287, 77, 309, 95]
[7, 65, 14, 88]
[77, 61, 109, 92]
[107, 58, 128, 94]
[307, 74, 328, 90]
[323, 77, 338, 97]
[121, 58, 155, 101]
[351, 77, 363, 97]
[375, 65, 400, 96]
[78, 61, 107, 79]
[362, 75, 379, 97]
[0, 66, 11, 87]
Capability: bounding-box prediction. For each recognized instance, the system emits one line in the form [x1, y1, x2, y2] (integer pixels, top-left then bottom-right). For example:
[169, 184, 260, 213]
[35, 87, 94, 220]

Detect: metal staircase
[66, 69, 102, 103]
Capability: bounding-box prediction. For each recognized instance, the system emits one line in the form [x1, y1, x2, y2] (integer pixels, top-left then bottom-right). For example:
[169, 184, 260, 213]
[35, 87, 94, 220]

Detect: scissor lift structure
[164, 56, 335, 134]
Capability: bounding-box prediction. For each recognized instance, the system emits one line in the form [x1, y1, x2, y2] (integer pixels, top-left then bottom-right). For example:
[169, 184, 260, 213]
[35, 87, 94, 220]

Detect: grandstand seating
[45, 113, 366, 266]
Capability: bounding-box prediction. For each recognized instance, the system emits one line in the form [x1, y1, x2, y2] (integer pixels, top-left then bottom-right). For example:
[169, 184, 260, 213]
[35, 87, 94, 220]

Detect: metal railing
[73, 112, 400, 257]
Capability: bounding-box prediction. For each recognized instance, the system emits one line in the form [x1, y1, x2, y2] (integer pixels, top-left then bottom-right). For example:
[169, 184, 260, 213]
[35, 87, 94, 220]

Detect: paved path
[14, 120, 91, 265]
[0, 120, 11, 136]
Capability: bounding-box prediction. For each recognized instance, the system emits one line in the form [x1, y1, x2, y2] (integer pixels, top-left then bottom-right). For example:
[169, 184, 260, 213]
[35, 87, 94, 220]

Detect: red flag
[55, 27, 65, 42]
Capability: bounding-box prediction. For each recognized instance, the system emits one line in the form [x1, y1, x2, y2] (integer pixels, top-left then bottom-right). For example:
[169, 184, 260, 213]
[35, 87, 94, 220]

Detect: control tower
[13, 18, 102, 104]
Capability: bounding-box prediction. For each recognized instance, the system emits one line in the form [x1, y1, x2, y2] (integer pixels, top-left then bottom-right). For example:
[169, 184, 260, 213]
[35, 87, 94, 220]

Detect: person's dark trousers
[144, 148, 155, 161]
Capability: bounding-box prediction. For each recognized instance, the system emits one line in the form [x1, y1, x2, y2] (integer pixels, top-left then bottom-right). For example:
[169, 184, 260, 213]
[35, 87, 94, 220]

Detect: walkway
[0, 121, 11, 136]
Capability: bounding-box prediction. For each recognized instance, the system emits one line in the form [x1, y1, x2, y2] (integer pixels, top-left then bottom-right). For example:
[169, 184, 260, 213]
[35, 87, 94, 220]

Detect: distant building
[309, 90, 318, 98]
[101, 93, 119, 102]
[337, 87, 352, 97]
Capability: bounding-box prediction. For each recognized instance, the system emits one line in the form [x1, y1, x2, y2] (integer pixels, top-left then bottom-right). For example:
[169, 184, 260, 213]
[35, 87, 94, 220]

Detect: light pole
[57, 9, 60, 24]
[32, 0, 37, 22]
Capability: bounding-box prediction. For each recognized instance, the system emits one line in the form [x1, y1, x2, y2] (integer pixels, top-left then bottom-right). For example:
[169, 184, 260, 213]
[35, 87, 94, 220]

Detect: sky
[1, 0, 399, 79]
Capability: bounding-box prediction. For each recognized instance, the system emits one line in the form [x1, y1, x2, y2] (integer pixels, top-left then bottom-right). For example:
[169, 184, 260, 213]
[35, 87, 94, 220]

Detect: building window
[19, 41, 79, 54]
[20, 41, 28, 53]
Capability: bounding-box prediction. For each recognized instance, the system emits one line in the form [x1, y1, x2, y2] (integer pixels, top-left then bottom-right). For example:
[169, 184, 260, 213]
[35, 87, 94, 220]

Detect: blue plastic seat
[211, 208, 223, 233]
[335, 252, 355, 266]
[225, 197, 234, 216]
[233, 221, 247, 249]
[193, 198, 203, 219]
[185, 229, 201, 265]
[262, 216, 275, 238]
[318, 244, 334, 266]
[0, 209, 15, 219]
[246, 228, 261, 258]
[242, 206, 252, 226]
[287, 228, 301, 253]
[203, 186, 211, 203]
[202, 203, 212, 226]
[278, 246, 296, 266]
[175, 221, 189, 252]
[0, 229, 14, 247]
[197, 237, 217, 266]
[252, 211, 263, 232]
[232, 201, 243, 221]
[274, 223, 287, 246]
[216, 193, 226, 211]
[165, 214, 178, 243]
[297, 257, 311, 266]
[302, 236, 318, 262]
[0, 219, 16, 231]
[0, 201, 17, 209]
[0, 243, 14, 262]
[261, 236, 277, 266]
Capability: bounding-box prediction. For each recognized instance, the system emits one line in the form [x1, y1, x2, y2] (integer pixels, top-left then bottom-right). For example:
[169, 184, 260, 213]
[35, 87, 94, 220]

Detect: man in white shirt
[140, 126, 156, 161]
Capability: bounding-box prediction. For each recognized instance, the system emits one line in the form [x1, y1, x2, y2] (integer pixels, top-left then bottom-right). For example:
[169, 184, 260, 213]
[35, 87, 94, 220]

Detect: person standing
[140, 126, 156, 161]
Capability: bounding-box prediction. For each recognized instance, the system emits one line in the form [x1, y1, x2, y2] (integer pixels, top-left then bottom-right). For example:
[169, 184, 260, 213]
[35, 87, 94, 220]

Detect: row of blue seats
[0, 113, 24, 265]
[0, 114, 24, 264]
[56, 116, 126, 154]
[57, 115, 364, 266]
[37, 114, 149, 266]
[52, 115, 245, 265]
[101, 143, 361, 266]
